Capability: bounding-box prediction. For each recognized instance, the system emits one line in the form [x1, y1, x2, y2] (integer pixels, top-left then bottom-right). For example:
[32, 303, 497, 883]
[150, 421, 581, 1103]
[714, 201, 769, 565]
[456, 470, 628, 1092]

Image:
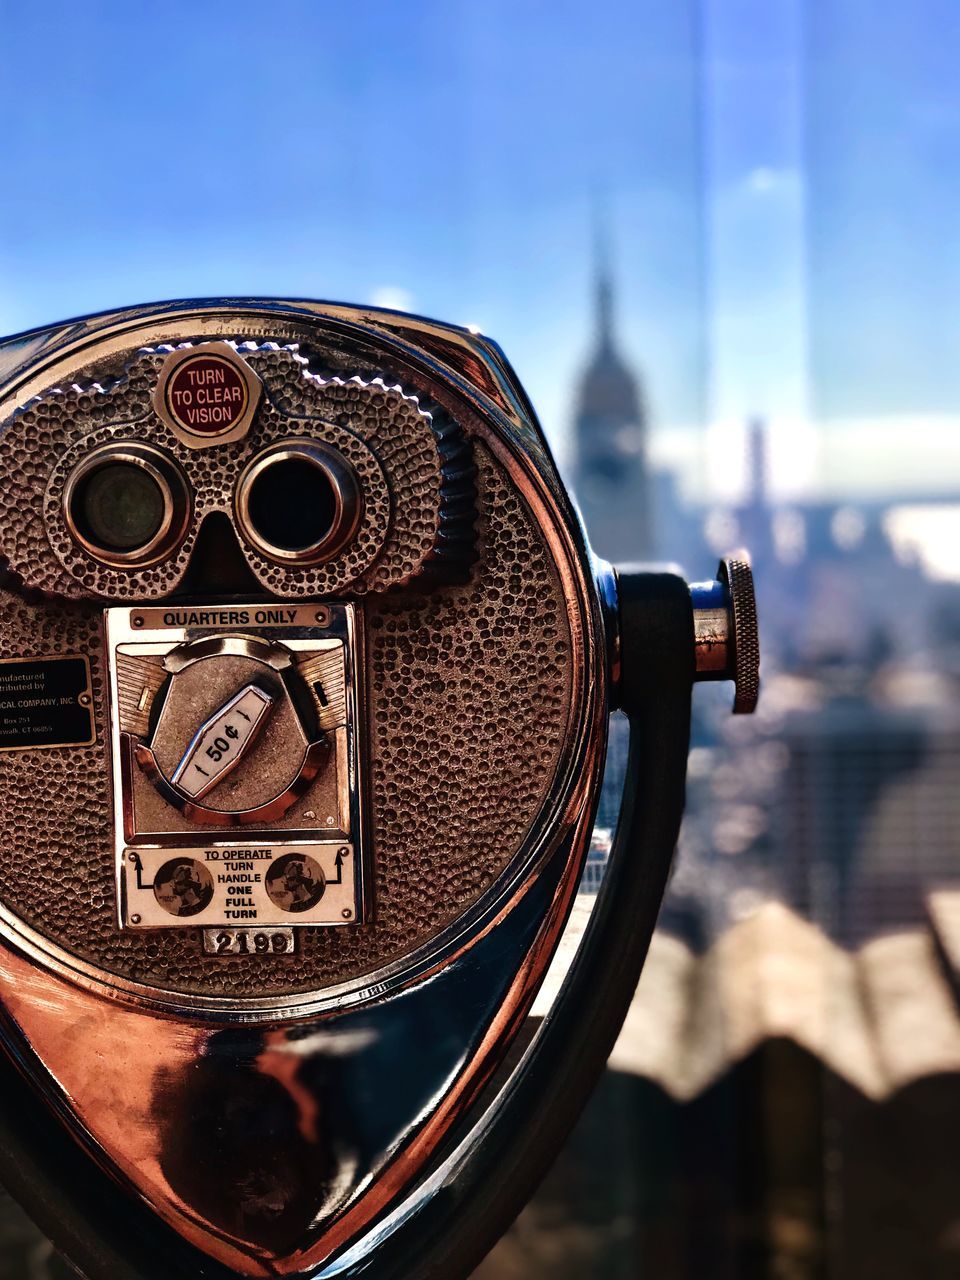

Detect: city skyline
[0, 1, 957, 503]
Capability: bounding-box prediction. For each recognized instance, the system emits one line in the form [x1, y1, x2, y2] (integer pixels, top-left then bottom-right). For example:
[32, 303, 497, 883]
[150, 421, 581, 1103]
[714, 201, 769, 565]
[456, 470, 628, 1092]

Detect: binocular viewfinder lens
[63, 443, 191, 567]
[75, 463, 166, 552]
[236, 443, 362, 564]
[246, 457, 338, 554]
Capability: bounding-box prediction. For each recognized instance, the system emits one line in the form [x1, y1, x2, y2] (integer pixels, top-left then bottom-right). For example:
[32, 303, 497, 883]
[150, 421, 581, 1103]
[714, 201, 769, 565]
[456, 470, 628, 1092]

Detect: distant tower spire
[572, 207, 652, 559]
[739, 415, 773, 571]
[747, 416, 768, 508]
[594, 199, 614, 351]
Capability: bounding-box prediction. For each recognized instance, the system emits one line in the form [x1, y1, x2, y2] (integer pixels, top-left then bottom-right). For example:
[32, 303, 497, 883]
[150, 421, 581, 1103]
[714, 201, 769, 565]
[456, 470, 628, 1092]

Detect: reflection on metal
[0, 815, 589, 1275]
[690, 555, 760, 713]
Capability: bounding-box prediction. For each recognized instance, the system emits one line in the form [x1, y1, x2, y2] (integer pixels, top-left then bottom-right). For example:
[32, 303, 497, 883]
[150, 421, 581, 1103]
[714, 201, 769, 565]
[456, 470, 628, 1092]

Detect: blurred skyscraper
[572, 239, 652, 560]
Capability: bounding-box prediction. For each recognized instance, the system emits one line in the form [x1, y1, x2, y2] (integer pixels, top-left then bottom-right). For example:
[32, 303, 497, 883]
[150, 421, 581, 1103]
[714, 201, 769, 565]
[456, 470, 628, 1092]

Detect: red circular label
[165, 354, 248, 436]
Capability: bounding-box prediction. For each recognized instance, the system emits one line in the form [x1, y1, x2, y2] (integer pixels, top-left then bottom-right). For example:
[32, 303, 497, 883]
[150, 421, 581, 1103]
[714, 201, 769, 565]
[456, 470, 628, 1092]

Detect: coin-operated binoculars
[0, 301, 758, 1279]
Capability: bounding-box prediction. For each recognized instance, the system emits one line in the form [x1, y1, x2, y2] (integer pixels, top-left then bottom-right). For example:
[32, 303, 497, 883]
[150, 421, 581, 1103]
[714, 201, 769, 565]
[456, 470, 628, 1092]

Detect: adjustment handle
[689, 554, 760, 714]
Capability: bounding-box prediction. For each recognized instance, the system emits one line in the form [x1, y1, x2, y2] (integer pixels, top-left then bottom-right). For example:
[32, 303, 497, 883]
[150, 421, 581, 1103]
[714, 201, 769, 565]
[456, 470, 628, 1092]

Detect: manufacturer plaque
[0, 656, 95, 752]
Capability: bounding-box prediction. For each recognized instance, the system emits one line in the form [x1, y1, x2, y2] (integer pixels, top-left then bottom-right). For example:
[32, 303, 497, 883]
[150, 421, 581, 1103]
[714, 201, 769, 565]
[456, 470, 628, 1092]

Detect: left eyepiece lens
[64, 444, 191, 566]
[74, 464, 165, 552]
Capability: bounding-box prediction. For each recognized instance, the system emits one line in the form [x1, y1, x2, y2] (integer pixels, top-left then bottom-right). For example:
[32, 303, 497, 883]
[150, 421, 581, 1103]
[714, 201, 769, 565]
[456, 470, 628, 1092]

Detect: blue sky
[0, 0, 957, 497]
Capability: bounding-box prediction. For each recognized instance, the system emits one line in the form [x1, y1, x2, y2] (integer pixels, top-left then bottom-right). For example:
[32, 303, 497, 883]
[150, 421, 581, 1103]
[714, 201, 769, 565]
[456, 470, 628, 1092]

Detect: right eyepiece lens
[246, 457, 337, 554]
[74, 463, 166, 552]
[237, 443, 361, 565]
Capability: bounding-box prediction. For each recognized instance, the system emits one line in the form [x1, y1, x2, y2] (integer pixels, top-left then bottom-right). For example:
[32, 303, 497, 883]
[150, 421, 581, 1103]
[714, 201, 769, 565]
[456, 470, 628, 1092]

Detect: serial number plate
[202, 927, 296, 956]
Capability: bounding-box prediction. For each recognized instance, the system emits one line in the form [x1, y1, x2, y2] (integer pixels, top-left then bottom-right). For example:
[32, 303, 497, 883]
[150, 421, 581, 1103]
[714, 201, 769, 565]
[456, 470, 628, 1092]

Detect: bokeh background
[3, 1, 960, 1276]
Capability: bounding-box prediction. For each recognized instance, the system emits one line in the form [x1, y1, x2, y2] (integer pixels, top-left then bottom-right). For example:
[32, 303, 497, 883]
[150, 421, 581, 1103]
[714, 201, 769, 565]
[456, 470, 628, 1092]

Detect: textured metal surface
[0, 343, 464, 600]
[0, 446, 571, 997]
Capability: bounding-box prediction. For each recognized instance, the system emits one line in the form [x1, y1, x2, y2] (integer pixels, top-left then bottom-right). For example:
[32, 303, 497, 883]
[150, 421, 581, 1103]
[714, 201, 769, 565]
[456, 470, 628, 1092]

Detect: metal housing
[0, 299, 611, 1277]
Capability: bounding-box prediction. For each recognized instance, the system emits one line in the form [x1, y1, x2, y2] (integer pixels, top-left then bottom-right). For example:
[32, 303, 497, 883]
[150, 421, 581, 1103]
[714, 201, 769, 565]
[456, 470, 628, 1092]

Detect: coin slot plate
[105, 602, 366, 932]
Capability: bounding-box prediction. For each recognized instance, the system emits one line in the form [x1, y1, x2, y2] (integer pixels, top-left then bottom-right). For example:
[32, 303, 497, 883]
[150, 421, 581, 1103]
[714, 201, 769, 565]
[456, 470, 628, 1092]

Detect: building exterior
[571, 249, 653, 561]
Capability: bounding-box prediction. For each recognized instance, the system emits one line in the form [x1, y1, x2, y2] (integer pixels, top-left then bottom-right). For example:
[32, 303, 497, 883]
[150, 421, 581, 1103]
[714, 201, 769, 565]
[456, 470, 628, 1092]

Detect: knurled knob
[689, 554, 760, 714]
[717, 555, 760, 714]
